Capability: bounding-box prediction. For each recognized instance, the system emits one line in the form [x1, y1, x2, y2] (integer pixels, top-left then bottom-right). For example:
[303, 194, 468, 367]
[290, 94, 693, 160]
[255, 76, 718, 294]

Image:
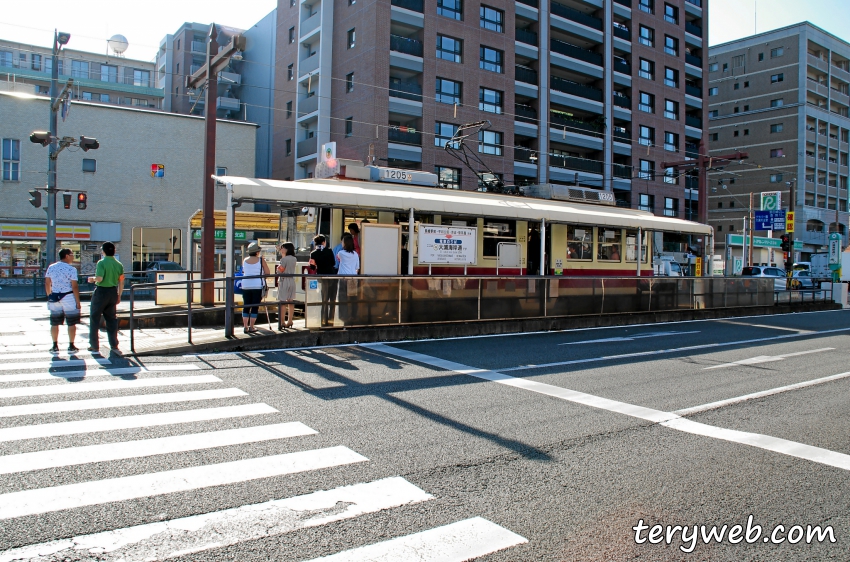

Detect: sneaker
[88, 346, 100, 354]
[50, 343, 60, 353]
[68, 344, 79, 353]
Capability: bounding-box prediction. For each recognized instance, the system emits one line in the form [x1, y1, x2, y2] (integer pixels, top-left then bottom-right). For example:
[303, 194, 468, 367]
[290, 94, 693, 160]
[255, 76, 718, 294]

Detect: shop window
[482, 221, 515, 258]
[566, 225, 593, 260]
[597, 228, 622, 261]
[132, 227, 182, 271]
[625, 229, 648, 262]
[0, 240, 43, 280]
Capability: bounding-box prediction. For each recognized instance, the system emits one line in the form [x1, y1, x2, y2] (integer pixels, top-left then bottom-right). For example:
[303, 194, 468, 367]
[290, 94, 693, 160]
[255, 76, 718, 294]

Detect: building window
[770, 123, 783, 133]
[71, 60, 89, 79]
[708, 87, 718, 96]
[664, 3, 678, 24]
[435, 166, 461, 189]
[435, 122, 458, 147]
[101, 64, 117, 83]
[638, 193, 654, 212]
[664, 99, 679, 120]
[664, 168, 678, 185]
[345, 117, 353, 137]
[436, 35, 462, 63]
[771, 73, 784, 83]
[638, 0, 653, 14]
[286, 139, 292, 156]
[664, 131, 679, 152]
[734, 82, 740, 90]
[480, 5, 504, 32]
[664, 197, 679, 215]
[2, 139, 20, 181]
[770, 47, 784, 58]
[732, 55, 745, 68]
[639, 26, 654, 47]
[638, 159, 655, 180]
[708, 109, 718, 117]
[436, 77, 462, 105]
[478, 130, 502, 155]
[770, 148, 785, 158]
[708, 62, 718, 72]
[286, 101, 292, 118]
[290, 0, 295, 7]
[437, 0, 463, 20]
[479, 46, 503, 73]
[770, 98, 783, 107]
[638, 125, 654, 146]
[479, 87, 502, 113]
[81, 158, 96, 173]
[733, 107, 739, 114]
[638, 58, 654, 80]
[717, 225, 723, 232]
[744, 81, 749, 87]
[81, 91, 93, 101]
[709, 132, 718, 141]
[664, 67, 679, 88]
[758, 53, 764, 61]
[346, 72, 354, 92]
[347, 29, 356, 49]
[31, 54, 42, 71]
[743, 105, 749, 112]
[289, 27, 295, 43]
[287, 64, 294, 80]
[770, 173, 783, 183]
[639, 91, 654, 113]
[664, 36, 678, 56]
[100, 93, 110, 103]
[733, 130, 739, 137]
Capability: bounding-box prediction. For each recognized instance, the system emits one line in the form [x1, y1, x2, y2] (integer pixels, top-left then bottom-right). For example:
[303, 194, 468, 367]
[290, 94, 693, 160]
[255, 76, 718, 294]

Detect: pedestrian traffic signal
[28, 189, 41, 208]
[77, 192, 87, 210]
[62, 191, 71, 209]
[780, 234, 790, 251]
[29, 131, 51, 147]
[78, 136, 99, 152]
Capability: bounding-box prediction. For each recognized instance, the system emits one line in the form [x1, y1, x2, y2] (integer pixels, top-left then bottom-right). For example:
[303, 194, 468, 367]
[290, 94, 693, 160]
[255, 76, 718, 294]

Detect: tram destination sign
[418, 226, 478, 265]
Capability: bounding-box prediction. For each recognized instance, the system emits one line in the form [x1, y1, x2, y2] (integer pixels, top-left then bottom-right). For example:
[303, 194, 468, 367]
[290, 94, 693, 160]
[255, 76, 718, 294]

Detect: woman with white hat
[241, 241, 269, 333]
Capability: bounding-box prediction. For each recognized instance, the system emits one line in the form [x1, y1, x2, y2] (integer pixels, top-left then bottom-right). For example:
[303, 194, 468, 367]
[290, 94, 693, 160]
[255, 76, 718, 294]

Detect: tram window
[566, 225, 593, 260]
[625, 229, 648, 262]
[597, 229, 622, 261]
[482, 221, 515, 258]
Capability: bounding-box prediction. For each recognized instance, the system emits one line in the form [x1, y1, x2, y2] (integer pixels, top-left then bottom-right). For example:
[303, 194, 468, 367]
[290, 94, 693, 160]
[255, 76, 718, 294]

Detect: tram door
[526, 222, 552, 275]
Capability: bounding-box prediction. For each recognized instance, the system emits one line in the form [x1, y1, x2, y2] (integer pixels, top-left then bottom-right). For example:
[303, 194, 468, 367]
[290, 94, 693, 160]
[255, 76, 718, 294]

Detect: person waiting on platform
[336, 233, 360, 324]
[241, 241, 269, 334]
[276, 242, 297, 330]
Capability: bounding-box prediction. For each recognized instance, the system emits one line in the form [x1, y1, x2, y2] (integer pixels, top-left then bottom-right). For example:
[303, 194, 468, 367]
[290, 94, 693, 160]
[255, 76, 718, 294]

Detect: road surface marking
[717, 320, 815, 334]
[702, 347, 833, 369]
[0, 446, 368, 520]
[499, 327, 850, 372]
[0, 403, 277, 442]
[0, 477, 431, 562]
[558, 330, 700, 345]
[0, 422, 317, 474]
[0, 357, 110, 372]
[303, 517, 528, 562]
[0, 374, 221, 399]
[675, 370, 850, 415]
[368, 344, 850, 473]
[0, 350, 108, 360]
[0, 388, 248, 418]
[0, 364, 201, 383]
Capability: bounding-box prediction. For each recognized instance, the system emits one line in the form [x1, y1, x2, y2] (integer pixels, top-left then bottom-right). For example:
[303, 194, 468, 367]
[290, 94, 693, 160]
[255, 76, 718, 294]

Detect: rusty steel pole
[200, 24, 219, 305]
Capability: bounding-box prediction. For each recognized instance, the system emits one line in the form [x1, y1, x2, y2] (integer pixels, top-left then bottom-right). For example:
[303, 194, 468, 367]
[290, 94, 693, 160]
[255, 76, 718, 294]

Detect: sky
[0, 0, 845, 62]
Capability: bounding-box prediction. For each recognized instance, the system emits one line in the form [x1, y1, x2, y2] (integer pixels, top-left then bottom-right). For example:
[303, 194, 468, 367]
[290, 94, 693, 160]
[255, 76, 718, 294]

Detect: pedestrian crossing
[0, 349, 527, 561]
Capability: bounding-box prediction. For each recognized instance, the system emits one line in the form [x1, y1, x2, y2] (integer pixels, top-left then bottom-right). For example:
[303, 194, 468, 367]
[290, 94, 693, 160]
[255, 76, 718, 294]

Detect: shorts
[48, 293, 81, 326]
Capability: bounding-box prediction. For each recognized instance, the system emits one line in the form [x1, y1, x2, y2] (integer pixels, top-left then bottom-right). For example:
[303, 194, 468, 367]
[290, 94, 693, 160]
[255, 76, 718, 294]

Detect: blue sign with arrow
[754, 210, 786, 231]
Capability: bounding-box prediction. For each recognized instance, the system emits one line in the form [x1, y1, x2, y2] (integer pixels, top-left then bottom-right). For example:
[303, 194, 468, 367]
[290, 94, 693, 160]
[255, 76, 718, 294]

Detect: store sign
[785, 211, 794, 231]
[761, 191, 781, 211]
[727, 234, 803, 250]
[192, 229, 247, 241]
[151, 164, 165, 178]
[0, 222, 90, 240]
[417, 226, 477, 265]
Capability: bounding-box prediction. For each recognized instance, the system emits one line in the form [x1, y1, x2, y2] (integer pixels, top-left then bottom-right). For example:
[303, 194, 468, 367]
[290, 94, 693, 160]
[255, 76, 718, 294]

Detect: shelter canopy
[214, 176, 713, 235]
[189, 210, 281, 230]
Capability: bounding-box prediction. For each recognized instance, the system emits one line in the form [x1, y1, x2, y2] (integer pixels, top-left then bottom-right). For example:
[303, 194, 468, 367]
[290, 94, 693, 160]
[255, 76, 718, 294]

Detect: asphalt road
[1, 307, 849, 561]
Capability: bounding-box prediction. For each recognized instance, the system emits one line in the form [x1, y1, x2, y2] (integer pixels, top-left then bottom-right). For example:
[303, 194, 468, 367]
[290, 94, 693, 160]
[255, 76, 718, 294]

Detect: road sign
[829, 232, 842, 270]
[761, 191, 781, 211]
[754, 210, 786, 231]
[785, 211, 794, 231]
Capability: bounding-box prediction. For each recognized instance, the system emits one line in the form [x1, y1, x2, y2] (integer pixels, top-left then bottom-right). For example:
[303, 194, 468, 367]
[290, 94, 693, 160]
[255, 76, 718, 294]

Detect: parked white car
[740, 266, 787, 291]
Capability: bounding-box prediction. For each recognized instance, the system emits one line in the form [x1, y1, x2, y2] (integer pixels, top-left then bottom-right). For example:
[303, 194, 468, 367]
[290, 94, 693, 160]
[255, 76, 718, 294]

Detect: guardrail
[34, 270, 155, 300]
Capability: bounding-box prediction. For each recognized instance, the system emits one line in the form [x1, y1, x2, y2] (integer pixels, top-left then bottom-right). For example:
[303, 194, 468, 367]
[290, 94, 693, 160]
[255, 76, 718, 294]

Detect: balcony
[550, 153, 604, 174]
[613, 0, 631, 6]
[299, 93, 319, 116]
[216, 97, 240, 112]
[685, 83, 702, 97]
[388, 127, 422, 145]
[685, 53, 702, 67]
[685, 115, 702, 129]
[550, 112, 602, 135]
[218, 71, 241, 86]
[685, 0, 701, 6]
[613, 127, 630, 142]
[685, 143, 699, 159]
[191, 41, 206, 54]
[551, 76, 603, 102]
[550, 2, 603, 31]
[297, 136, 318, 158]
[614, 163, 632, 179]
[300, 53, 320, 75]
[515, 64, 538, 84]
[516, 0, 539, 6]
[613, 25, 631, 41]
[613, 93, 631, 108]
[391, 0, 424, 12]
[516, 28, 538, 46]
[389, 80, 422, 102]
[613, 58, 631, 74]
[390, 34, 423, 57]
[550, 39, 602, 66]
[301, 12, 321, 37]
[685, 21, 703, 37]
[515, 147, 537, 163]
[515, 104, 538, 123]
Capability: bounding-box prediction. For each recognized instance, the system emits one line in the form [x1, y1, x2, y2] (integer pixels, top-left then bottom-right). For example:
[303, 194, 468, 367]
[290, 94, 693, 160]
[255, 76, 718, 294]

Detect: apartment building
[0, 40, 161, 109]
[708, 22, 850, 259]
[271, 0, 707, 223]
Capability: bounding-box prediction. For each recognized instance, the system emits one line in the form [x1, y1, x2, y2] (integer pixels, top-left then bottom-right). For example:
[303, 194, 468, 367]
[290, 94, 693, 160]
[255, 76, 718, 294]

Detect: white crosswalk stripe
[0, 357, 111, 372]
[0, 364, 200, 383]
[0, 374, 221, 399]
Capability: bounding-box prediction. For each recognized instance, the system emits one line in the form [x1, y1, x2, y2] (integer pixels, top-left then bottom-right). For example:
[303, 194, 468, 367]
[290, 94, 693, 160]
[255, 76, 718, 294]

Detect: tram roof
[216, 176, 713, 235]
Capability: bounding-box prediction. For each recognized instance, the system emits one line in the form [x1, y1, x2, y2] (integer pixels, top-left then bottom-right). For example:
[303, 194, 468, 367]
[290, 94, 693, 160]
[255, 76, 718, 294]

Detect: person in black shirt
[310, 235, 337, 326]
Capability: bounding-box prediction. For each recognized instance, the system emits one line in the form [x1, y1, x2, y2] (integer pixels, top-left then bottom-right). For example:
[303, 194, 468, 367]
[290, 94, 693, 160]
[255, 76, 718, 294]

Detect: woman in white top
[240, 241, 269, 333]
[336, 233, 360, 324]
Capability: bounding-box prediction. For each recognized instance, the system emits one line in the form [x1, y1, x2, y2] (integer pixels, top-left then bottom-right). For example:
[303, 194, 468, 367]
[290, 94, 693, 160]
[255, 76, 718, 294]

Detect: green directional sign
[727, 234, 803, 250]
[192, 229, 247, 241]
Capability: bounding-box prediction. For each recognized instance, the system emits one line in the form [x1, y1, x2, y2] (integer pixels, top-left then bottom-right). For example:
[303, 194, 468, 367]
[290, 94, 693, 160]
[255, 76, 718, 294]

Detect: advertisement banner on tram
[418, 226, 478, 265]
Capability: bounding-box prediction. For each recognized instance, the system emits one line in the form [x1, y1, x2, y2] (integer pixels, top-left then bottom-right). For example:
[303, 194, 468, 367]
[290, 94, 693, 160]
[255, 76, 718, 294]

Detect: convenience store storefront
[0, 222, 90, 283]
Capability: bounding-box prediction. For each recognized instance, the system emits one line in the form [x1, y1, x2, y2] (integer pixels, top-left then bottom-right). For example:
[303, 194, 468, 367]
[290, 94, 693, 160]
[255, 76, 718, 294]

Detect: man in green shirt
[87, 241, 125, 354]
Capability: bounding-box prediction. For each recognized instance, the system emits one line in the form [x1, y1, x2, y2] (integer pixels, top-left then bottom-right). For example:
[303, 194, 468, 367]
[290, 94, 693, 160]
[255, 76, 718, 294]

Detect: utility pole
[785, 180, 795, 284]
[186, 24, 246, 306]
[45, 30, 71, 267]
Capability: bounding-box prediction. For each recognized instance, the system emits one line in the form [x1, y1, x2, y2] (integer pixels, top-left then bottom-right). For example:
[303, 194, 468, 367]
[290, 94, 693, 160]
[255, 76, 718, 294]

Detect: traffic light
[29, 131, 51, 147]
[77, 192, 87, 210]
[780, 234, 790, 251]
[78, 136, 99, 152]
[62, 191, 71, 209]
[28, 189, 41, 208]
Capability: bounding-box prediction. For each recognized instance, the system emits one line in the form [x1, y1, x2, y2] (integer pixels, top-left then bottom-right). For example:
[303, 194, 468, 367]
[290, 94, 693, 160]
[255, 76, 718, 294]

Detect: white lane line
[367, 344, 850, 473]
[718, 321, 815, 334]
[0, 350, 104, 360]
[0, 477, 431, 562]
[675, 370, 850, 416]
[0, 422, 317, 474]
[0, 388, 247, 418]
[303, 516, 528, 562]
[0, 358, 110, 372]
[0, 364, 201, 383]
[0, 374, 221, 399]
[0, 403, 277, 442]
[558, 330, 700, 345]
[499, 326, 850, 372]
[0, 446, 368, 521]
[703, 348, 834, 370]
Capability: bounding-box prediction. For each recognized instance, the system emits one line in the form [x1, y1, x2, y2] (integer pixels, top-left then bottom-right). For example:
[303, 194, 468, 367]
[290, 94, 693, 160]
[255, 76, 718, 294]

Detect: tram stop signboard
[418, 226, 478, 265]
[829, 232, 842, 271]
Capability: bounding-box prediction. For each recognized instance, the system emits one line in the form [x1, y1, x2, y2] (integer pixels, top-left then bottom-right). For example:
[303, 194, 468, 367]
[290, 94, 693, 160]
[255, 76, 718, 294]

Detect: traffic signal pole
[785, 180, 795, 287]
[45, 30, 61, 267]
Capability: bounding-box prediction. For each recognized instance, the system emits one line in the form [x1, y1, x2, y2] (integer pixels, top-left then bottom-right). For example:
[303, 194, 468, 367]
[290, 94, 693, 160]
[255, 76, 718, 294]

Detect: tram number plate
[598, 192, 615, 203]
[383, 169, 412, 182]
